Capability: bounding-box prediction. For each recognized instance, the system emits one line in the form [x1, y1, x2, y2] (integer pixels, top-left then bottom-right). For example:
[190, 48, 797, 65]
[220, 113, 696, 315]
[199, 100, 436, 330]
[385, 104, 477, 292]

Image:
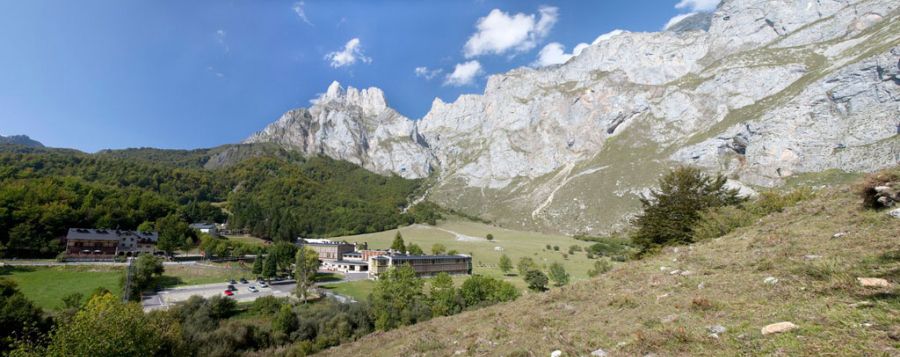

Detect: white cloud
[463, 6, 558, 58]
[591, 29, 625, 45]
[532, 29, 626, 67]
[663, 12, 698, 30]
[215, 29, 229, 52]
[324, 38, 371, 68]
[292, 2, 313, 26]
[415, 66, 443, 80]
[444, 60, 483, 86]
[675, 0, 720, 12]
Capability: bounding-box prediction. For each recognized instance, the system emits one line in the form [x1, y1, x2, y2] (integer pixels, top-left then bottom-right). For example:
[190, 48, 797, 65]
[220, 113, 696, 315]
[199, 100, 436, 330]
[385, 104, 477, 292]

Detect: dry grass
[317, 183, 900, 356]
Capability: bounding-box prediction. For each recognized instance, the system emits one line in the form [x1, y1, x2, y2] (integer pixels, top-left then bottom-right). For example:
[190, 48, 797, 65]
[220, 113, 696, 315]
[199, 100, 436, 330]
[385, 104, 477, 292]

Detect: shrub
[548, 262, 569, 286]
[552, 245, 559, 251]
[587, 258, 613, 277]
[486, 233, 494, 241]
[632, 166, 743, 251]
[692, 205, 756, 241]
[516, 257, 538, 277]
[748, 187, 815, 215]
[524, 270, 548, 292]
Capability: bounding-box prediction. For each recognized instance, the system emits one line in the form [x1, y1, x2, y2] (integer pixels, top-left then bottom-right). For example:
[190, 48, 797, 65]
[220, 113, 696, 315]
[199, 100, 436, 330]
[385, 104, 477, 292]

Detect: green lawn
[319, 280, 375, 302]
[334, 217, 603, 286]
[223, 235, 271, 248]
[0, 266, 123, 310]
[160, 262, 254, 287]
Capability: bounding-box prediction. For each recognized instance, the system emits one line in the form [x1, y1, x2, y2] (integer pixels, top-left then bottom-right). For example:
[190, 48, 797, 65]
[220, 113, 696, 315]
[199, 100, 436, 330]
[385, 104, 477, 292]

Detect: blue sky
[0, 0, 718, 152]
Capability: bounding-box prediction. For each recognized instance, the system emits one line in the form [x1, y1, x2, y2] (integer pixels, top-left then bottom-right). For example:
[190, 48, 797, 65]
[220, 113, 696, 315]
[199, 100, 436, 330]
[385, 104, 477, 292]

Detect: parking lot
[142, 271, 369, 311]
[142, 279, 296, 311]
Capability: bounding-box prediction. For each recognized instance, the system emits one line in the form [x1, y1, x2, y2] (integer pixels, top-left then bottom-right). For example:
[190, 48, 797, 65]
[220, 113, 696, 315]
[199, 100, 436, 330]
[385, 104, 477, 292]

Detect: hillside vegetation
[320, 177, 899, 356]
[0, 145, 426, 257]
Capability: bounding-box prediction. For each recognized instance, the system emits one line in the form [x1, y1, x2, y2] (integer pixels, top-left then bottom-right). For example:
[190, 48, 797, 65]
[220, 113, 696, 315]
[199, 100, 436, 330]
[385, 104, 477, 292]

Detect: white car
[248, 285, 259, 293]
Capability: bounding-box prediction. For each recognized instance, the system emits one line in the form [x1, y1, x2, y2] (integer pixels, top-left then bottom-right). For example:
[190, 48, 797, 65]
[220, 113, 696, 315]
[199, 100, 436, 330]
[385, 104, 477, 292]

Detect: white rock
[888, 208, 900, 219]
[550, 350, 563, 357]
[761, 322, 799, 335]
[857, 277, 891, 288]
[764, 277, 779, 285]
[590, 349, 608, 357]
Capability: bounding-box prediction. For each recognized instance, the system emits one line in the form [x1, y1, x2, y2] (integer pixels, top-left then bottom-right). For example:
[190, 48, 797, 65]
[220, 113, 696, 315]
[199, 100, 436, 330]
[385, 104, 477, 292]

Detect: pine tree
[262, 254, 277, 280]
[390, 231, 406, 252]
[252, 256, 263, 276]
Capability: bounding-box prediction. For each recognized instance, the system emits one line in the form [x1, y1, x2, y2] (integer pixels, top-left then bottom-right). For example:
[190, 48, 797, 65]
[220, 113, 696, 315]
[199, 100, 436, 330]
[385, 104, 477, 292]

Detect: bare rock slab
[857, 277, 891, 288]
[761, 322, 799, 335]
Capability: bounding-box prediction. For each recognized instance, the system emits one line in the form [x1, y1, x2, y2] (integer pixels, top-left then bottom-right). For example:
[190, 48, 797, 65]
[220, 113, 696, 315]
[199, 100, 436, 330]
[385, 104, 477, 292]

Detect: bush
[552, 245, 559, 251]
[524, 270, 548, 292]
[691, 205, 756, 241]
[486, 233, 494, 241]
[548, 262, 569, 286]
[748, 187, 815, 215]
[587, 258, 613, 277]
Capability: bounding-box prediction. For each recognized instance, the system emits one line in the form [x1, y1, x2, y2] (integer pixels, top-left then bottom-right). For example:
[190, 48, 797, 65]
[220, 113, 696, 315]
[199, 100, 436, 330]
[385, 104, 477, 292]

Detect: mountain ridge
[245, 0, 900, 235]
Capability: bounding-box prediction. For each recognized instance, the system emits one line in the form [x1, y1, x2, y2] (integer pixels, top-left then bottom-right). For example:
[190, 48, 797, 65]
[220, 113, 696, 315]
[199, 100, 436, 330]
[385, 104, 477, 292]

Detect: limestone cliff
[246, 0, 900, 234]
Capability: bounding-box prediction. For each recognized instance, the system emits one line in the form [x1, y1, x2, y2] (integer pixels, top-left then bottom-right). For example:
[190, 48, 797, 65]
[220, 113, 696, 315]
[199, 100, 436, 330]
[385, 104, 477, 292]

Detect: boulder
[857, 277, 891, 288]
[590, 348, 608, 357]
[761, 322, 799, 335]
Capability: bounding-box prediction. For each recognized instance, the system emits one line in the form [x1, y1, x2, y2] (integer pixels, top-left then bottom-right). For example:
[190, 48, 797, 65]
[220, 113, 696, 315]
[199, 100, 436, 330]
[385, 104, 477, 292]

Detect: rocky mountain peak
[247, 0, 899, 235]
[318, 80, 387, 117]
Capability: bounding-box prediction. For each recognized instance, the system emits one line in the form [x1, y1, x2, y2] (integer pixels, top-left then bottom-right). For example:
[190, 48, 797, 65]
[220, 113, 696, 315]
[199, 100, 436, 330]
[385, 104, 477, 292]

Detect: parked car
[229, 279, 237, 285]
[224, 290, 233, 296]
[259, 282, 268, 288]
[248, 286, 259, 293]
[227, 284, 236, 291]
[239, 278, 248, 284]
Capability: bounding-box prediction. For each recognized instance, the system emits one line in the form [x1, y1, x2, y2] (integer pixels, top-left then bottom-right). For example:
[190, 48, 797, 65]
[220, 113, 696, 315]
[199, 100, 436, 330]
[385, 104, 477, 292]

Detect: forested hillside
[0, 144, 427, 257]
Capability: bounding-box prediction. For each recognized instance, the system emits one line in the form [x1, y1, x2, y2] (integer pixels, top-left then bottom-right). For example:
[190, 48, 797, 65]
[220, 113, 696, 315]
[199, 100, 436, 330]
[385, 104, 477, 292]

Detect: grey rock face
[244, 81, 434, 179]
[247, 0, 900, 234]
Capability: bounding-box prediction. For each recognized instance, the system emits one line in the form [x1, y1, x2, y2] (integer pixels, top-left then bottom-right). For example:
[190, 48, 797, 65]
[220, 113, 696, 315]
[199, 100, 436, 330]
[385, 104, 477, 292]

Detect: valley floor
[319, 186, 900, 356]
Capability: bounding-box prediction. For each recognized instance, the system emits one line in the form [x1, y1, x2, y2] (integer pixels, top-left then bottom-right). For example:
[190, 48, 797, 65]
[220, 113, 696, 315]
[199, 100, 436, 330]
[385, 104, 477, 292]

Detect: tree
[632, 166, 742, 251]
[270, 242, 297, 275]
[459, 275, 519, 307]
[587, 258, 613, 277]
[126, 254, 164, 300]
[524, 270, 548, 292]
[407, 243, 424, 255]
[137, 221, 155, 232]
[293, 246, 321, 303]
[390, 231, 406, 252]
[0, 279, 48, 354]
[156, 214, 194, 255]
[252, 256, 263, 276]
[431, 243, 447, 255]
[262, 254, 277, 280]
[516, 257, 538, 277]
[485, 233, 494, 241]
[498, 254, 513, 275]
[272, 304, 298, 335]
[370, 265, 424, 331]
[429, 272, 460, 317]
[43, 293, 183, 356]
[548, 262, 569, 286]
[61, 292, 84, 309]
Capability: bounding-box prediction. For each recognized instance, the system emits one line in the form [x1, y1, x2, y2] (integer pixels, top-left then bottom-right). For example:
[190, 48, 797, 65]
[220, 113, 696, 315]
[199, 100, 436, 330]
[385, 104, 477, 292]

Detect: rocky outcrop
[244, 81, 433, 179]
[247, 0, 900, 234]
[0, 134, 43, 147]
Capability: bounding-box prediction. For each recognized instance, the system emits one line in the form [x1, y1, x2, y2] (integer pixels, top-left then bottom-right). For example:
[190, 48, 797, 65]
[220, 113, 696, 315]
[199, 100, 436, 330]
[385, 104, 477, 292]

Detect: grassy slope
[335, 218, 598, 282]
[320, 185, 899, 356]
